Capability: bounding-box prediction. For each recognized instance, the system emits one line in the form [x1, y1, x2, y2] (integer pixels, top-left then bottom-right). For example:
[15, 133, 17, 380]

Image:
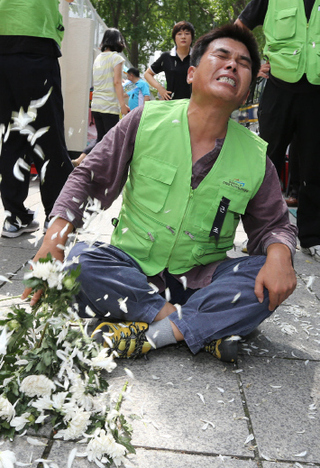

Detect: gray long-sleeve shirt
[52, 106, 297, 290]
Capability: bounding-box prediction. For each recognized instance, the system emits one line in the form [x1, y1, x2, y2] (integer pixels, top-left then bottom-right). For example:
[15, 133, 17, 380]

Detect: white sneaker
[301, 245, 320, 262]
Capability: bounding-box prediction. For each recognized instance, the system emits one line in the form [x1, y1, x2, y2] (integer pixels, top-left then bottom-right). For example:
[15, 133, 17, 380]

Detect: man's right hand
[21, 218, 74, 305]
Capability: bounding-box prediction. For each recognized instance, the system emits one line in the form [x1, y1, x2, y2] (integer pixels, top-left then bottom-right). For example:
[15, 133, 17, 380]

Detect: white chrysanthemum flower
[0, 449, 16, 468]
[91, 393, 110, 415]
[87, 429, 127, 467]
[10, 412, 31, 431]
[54, 409, 91, 440]
[25, 259, 65, 289]
[69, 375, 93, 411]
[52, 392, 68, 411]
[0, 396, 15, 422]
[56, 326, 69, 345]
[106, 409, 119, 422]
[20, 375, 55, 398]
[90, 349, 117, 373]
[47, 271, 65, 290]
[31, 395, 53, 412]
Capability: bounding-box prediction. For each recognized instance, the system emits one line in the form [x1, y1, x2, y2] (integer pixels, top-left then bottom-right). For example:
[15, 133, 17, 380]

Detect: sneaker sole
[1, 225, 39, 238]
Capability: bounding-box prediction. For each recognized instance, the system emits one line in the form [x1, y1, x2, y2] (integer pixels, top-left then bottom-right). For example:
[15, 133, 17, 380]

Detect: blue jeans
[67, 242, 272, 354]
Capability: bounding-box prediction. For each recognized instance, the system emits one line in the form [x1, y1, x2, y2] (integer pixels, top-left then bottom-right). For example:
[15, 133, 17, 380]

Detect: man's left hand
[254, 243, 297, 311]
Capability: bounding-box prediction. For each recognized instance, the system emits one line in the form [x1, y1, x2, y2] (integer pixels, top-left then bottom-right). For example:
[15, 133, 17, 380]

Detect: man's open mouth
[217, 76, 236, 87]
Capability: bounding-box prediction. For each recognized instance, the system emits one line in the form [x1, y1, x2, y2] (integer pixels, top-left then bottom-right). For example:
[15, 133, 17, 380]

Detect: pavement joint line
[34, 431, 55, 468]
[130, 444, 256, 460]
[235, 369, 263, 468]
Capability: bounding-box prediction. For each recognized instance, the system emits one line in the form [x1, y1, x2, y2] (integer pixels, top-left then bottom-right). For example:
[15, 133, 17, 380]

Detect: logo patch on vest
[222, 179, 249, 193]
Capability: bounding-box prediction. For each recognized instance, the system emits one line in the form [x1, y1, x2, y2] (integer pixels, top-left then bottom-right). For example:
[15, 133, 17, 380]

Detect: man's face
[175, 29, 193, 49]
[188, 38, 252, 109]
[127, 73, 134, 82]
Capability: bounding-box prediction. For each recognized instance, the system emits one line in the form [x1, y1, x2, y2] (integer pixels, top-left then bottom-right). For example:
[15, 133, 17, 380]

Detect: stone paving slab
[0, 232, 41, 247]
[238, 278, 320, 361]
[240, 357, 320, 465]
[0, 436, 45, 464]
[109, 347, 255, 458]
[0, 246, 35, 279]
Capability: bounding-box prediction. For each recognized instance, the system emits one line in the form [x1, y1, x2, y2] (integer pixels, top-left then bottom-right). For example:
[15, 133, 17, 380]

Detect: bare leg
[154, 302, 184, 340]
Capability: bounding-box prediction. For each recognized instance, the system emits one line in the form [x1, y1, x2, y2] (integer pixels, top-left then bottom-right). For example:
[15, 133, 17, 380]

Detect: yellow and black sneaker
[92, 321, 152, 358]
[204, 337, 238, 363]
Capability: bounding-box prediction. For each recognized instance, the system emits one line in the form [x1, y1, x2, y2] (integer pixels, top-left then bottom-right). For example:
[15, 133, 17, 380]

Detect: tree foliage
[90, 0, 265, 69]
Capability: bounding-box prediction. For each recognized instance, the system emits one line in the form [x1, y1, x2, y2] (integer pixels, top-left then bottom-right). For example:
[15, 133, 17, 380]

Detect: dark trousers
[0, 53, 73, 224]
[67, 242, 272, 355]
[258, 80, 320, 247]
[91, 111, 119, 143]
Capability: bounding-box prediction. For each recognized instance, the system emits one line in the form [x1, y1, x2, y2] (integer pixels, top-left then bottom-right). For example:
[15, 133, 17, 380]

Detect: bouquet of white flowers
[0, 254, 134, 468]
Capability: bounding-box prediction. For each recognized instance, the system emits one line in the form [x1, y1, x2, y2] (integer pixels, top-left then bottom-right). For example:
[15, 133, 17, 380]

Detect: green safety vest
[263, 0, 320, 84]
[111, 100, 267, 276]
[0, 0, 65, 47]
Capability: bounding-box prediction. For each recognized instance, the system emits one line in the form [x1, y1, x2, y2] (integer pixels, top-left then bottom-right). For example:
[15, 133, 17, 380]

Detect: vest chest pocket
[130, 157, 177, 213]
[274, 8, 297, 40]
[194, 186, 249, 240]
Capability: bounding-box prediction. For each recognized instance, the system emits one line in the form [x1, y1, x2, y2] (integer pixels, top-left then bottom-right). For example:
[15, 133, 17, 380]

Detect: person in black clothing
[0, 0, 74, 238]
[236, 0, 320, 262]
[144, 21, 195, 100]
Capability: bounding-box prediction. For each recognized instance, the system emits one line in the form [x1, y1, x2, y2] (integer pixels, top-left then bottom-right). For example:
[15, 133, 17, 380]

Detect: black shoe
[1, 219, 39, 238]
[204, 337, 238, 363]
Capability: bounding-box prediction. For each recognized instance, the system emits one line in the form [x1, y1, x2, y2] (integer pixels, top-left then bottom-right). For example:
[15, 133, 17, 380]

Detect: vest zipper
[165, 188, 194, 268]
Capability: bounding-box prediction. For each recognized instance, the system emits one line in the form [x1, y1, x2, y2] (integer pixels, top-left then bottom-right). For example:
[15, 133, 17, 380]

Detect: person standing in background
[236, 0, 320, 262]
[125, 67, 150, 110]
[90, 28, 130, 144]
[72, 28, 130, 169]
[0, 0, 74, 238]
[144, 21, 195, 100]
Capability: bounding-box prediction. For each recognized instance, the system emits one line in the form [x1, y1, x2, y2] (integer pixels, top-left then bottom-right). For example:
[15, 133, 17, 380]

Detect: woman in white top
[91, 28, 129, 143]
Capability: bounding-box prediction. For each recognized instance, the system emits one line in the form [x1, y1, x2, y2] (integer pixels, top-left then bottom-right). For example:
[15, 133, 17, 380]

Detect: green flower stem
[34, 298, 51, 349]
[76, 317, 86, 339]
[116, 381, 129, 412]
[35, 322, 49, 349]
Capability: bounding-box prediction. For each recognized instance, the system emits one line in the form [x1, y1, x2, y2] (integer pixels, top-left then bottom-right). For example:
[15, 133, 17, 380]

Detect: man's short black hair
[100, 28, 125, 53]
[172, 21, 195, 44]
[190, 24, 260, 83]
[127, 67, 140, 78]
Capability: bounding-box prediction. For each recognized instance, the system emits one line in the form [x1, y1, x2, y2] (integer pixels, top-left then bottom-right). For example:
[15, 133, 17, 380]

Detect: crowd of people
[1, 0, 319, 363]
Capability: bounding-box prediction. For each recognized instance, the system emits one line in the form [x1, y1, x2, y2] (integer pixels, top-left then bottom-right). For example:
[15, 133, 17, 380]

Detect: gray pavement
[0, 179, 319, 468]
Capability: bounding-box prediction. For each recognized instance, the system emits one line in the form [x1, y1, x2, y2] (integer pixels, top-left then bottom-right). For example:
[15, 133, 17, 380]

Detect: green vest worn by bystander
[0, 0, 65, 47]
[111, 100, 267, 276]
[263, 0, 320, 84]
